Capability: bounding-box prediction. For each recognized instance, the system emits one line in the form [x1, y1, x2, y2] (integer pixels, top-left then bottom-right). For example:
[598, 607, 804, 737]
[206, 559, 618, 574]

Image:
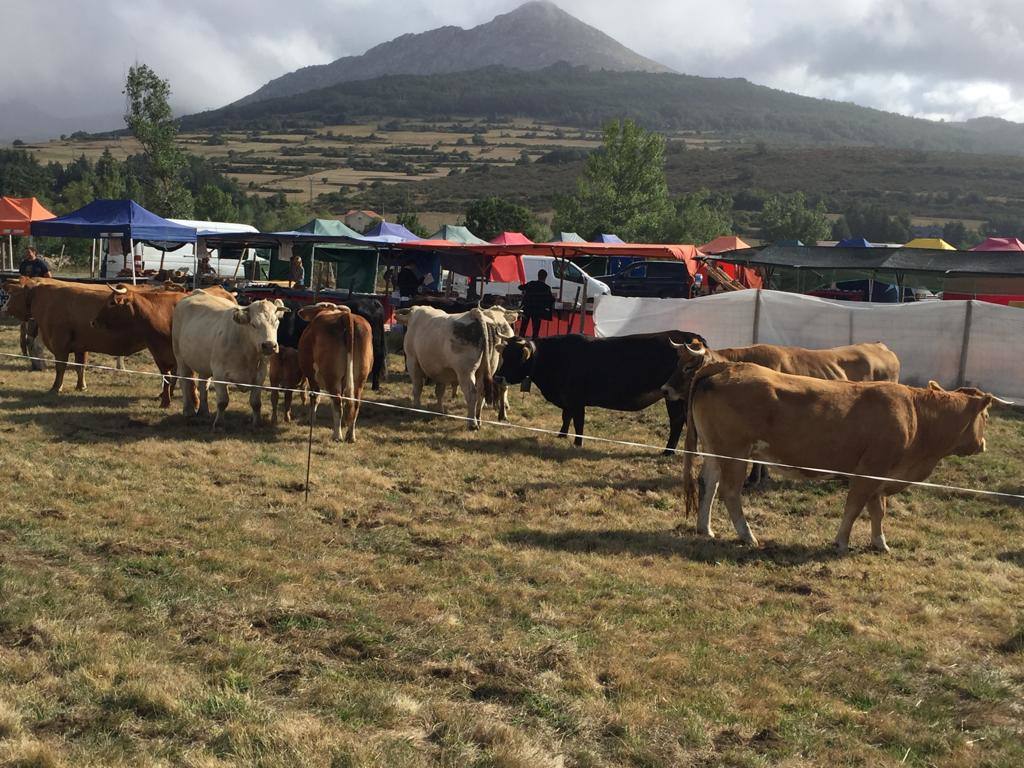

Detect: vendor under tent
[971, 237, 1024, 252]
[31, 199, 196, 284]
[905, 237, 955, 250]
[286, 218, 377, 293]
[0, 196, 56, 271]
[707, 243, 1024, 300]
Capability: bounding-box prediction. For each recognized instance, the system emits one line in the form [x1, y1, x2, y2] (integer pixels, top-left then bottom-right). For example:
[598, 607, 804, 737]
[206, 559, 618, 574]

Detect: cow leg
[697, 458, 721, 538]
[114, 356, 126, 371]
[834, 480, 877, 554]
[74, 352, 87, 391]
[197, 379, 210, 417]
[284, 389, 295, 423]
[558, 409, 571, 439]
[212, 382, 229, 430]
[50, 350, 70, 394]
[719, 459, 757, 546]
[867, 495, 890, 553]
[409, 360, 425, 409]
[329, 390, 344, 441]
[344, 386, 362, 444]
[497, 382, 509, 422]
[434, 382, 448, 414]
[271, 390, 280, 425]
[459, 372, 479, 430]
[249, 386, 262, 429]
[179, 363, 196, 419]
[663, 398, 685, 455]
[572, 408, 585, 447]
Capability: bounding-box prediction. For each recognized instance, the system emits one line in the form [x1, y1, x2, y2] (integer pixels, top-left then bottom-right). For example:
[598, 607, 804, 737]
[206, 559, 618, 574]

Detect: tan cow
[663, 340, 901, 485]
[297, 303, 373, 442]
[680, 362, 999, 553]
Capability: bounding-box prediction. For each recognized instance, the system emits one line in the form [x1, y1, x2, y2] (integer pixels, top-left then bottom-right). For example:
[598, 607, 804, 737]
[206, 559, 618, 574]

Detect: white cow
[399, 305, 516, 429]
[172, 292, 288, 428]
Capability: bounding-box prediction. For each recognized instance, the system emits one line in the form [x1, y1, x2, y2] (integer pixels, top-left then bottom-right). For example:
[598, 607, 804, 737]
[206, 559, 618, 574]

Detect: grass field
[1, 318, 1023, 767]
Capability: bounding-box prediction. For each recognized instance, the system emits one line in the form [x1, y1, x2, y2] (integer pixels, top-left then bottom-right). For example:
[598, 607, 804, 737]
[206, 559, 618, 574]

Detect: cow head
[2, 280, 33, 320]
[92, 284, 136, 330]
[496, 337, 536, 384]
[928, 381, 1006, 456]
[234, 298, 289, 355]
[661, 340, 710, 401]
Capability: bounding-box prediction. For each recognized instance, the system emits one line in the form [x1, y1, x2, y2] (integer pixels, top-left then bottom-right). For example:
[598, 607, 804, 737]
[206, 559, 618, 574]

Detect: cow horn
[111, 284, 129, 295]
[685, 343, 706, 356]
[990, 394, 1014, 405]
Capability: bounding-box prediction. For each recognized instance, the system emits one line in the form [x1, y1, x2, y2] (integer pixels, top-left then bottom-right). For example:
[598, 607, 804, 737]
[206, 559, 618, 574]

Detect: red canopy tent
[971, 237, 1024, 252]
[1, 196, 56, 270]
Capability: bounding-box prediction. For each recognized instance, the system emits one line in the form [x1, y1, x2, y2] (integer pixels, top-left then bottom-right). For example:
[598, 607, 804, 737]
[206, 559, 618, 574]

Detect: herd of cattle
[1, 276, 1007, 553]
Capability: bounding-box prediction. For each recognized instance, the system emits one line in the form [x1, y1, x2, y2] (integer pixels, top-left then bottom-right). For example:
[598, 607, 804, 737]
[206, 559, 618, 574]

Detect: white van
[102, 219, 259, 279]
[479, 255, 610, 305]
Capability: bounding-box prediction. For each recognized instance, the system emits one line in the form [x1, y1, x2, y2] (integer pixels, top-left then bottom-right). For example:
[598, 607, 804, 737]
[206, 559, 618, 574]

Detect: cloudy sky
[4, 0, 1023, 134]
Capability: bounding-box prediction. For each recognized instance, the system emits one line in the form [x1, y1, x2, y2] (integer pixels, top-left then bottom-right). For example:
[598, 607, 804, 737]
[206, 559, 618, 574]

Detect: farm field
[0, 319, 1023, 767]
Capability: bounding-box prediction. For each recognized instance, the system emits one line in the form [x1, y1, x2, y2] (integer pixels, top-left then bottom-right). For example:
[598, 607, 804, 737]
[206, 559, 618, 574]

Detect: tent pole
[129, 237, 137, 286]
[311, 245, 317, 301]
[8, 235, 13, 271]
[90, 239, 96, 278]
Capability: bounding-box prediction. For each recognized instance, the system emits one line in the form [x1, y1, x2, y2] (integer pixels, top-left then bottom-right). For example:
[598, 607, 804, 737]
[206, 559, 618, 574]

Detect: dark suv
[599, 260, 691, 298]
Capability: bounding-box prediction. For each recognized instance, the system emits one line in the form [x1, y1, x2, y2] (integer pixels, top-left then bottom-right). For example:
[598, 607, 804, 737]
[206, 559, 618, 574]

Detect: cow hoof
[76, 385, 87, 392]
[871, 538, 890, 553]
[742, 535, 759, 547]
[661, 448, 675, 457]
[834, 540, 850, 555]
[697, 528, 715, 539]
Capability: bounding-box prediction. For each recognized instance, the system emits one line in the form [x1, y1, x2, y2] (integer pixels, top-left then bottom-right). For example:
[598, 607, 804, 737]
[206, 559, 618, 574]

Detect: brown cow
[298, 303, 373, 442]
[91, 283, 236, 407]
[663, 340, 901, 485]
[269, 347, 306, 425]
[680, 362, 999, 553]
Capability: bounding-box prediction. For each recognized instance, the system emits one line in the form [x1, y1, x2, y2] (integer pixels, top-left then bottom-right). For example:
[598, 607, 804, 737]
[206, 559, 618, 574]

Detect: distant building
[344, 209, 382, 233]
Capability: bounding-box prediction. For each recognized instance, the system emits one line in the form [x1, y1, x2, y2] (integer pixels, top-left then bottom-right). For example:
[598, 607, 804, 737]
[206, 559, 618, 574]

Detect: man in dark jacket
[19, 247, 52, 278]
[519, 269, 554, 339]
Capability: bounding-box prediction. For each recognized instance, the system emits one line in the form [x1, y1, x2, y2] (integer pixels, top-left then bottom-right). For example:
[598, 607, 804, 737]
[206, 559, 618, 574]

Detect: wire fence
[1, 349, 1022, 505]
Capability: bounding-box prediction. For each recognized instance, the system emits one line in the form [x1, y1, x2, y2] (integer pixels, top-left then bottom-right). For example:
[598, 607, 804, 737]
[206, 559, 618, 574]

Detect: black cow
[277, 297, 387, 390]
[496, 331, 708, 453]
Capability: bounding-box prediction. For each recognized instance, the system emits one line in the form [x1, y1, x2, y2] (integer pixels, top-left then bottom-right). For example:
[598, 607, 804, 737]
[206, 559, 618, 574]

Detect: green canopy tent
[273, 218, 378, 292]
[428, 225, 488, 244]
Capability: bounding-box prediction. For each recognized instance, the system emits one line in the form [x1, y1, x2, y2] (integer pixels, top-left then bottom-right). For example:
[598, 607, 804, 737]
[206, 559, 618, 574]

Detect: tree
[553, 119, 674, 242]
[195, 184, 238, 222]
[758, 192, 831, 244]
[840, 202, 911, 243]
[123, 63, 193, 217]
[395, 211, 429, 238]
[464, 196, 541, 241]
[664, 189, 732, 244]
[830, 216, 852, 241]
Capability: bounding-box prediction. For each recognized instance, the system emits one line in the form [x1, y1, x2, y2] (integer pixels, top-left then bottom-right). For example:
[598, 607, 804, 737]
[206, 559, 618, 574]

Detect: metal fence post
[957, 300, 974, 387]
[751, 288, 763, 344]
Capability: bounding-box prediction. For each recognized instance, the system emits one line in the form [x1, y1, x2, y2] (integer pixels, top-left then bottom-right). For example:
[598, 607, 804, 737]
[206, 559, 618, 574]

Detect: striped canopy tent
[698, 235, 762, 289]
[1, 196, 56, 270]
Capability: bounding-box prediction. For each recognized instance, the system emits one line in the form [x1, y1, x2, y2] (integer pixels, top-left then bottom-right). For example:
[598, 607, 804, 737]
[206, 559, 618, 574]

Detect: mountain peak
[231, 2, 672, 107]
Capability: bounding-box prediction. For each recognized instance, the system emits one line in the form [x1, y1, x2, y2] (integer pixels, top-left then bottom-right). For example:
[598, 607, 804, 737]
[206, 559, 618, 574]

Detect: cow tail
[479, 314, 497, 404]
[344, 309, 355, 405]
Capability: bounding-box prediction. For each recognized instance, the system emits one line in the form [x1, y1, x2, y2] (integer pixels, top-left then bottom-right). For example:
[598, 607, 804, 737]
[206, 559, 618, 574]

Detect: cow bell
[521, 376, 532, 393]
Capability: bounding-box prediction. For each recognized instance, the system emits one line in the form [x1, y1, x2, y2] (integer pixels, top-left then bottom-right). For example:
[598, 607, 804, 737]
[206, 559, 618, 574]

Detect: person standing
[289, 253, 305, 289]
[518, 268, 555, 339]
[19, 247, 52, 279]
[396, 261, 422, 303]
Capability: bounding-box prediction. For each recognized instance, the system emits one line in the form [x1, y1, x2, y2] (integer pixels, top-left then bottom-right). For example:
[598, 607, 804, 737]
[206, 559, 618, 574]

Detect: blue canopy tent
[32, 199, 197, 284]
[594, 233, 625, 243]
[836, 237, 873, 248]
[361, 221, 419, 243]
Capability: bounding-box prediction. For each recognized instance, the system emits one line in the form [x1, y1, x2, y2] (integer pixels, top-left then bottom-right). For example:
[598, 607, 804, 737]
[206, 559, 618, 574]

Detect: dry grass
[0, 317, 1022, 767]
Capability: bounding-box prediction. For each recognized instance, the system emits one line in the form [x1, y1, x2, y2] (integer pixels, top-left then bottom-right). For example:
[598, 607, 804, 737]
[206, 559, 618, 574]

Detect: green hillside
[181, 64, 1024, 156]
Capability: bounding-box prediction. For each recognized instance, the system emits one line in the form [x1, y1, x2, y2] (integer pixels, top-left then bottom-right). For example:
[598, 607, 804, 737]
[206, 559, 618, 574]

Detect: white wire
[1, 349, 1022, 503]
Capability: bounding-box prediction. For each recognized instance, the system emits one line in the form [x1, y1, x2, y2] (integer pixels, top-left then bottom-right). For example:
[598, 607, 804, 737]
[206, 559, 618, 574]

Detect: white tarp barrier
[594, 290, 1024, 403]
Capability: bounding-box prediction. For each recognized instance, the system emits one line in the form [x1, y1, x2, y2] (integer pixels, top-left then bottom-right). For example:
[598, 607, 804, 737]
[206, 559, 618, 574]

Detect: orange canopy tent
[1, 196, 56, 270]
[0, 196, 56, 236]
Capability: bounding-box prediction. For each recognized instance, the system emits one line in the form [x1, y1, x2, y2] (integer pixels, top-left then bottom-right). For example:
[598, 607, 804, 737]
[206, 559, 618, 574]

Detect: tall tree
[464, 197, 541, 241]
[553, 119, 673, 242]
[664, 189, 733, 244]
[123, 64, 193, 217]
[758, 192, 831, 244]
